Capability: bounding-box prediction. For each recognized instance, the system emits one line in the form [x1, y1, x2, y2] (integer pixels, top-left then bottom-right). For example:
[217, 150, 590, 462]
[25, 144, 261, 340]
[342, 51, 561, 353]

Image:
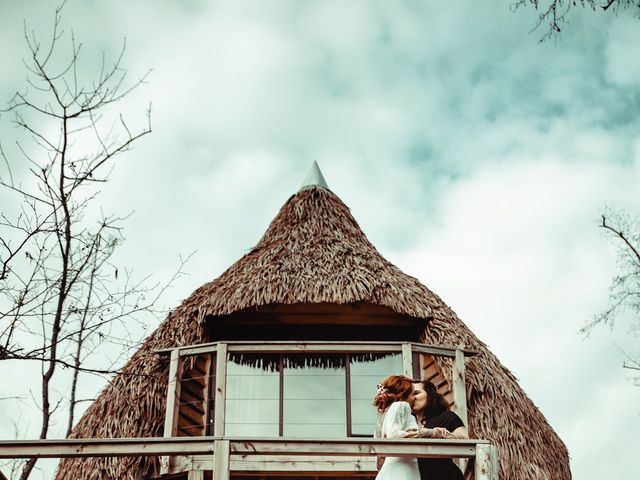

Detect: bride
[373, 375, 421, 480]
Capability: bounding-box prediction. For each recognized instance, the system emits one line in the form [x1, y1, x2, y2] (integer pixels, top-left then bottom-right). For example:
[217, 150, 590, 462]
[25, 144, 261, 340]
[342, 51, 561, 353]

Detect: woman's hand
[406, 426, 468, 439]
[405, 427, 436, 438]
[433, 426, 470, 439]
[432, 427, 450, 438]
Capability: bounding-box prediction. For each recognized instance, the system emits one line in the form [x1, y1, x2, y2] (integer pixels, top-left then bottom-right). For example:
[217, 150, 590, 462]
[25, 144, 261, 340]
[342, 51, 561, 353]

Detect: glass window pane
[350, 353, 403, 436]
[225, 353, 280, 437]
[222, 349, 403, 438]
[283, 354, 346, 437]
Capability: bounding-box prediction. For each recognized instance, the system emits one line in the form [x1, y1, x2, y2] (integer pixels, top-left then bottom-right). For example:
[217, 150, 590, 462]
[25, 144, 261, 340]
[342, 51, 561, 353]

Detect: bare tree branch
[512, 0, 639, 41]
[588, 209, 640, 388]
[601, 215, 640, 266]
[0, 3, 186, 479]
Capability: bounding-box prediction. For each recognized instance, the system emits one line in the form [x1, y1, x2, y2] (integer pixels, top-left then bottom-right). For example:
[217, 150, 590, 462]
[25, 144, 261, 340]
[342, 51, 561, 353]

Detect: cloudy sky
[1, 1, 639, 479]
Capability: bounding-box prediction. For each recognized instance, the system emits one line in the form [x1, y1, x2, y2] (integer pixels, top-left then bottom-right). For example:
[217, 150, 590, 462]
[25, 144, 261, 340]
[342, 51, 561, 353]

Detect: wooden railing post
[161, 348, 181, 474]
[213, 439, 230, 480]
[475, 443, 499, 480]
[163, 349, 182, 435]
[453, 347, 469, 475]
[452, 347, 468, 427]
[213, 343, 227, 436]
[402, 343, 413, 377]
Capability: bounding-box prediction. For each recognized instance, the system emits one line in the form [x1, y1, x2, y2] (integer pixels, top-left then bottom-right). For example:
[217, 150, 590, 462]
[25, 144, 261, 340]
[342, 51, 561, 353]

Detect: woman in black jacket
[410, 380, 468, 480]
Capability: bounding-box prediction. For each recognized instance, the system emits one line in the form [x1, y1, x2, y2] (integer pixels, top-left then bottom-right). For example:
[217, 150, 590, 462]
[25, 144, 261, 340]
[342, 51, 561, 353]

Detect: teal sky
[1, 1, 639, 479]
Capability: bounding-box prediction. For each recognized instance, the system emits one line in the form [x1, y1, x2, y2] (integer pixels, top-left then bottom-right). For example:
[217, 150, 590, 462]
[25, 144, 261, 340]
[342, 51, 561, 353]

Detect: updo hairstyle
[373, 374, 414, 413]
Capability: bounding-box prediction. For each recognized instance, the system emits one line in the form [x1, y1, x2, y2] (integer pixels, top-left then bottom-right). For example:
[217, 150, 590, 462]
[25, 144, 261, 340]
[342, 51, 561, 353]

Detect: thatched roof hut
[57, 164, 571, 480]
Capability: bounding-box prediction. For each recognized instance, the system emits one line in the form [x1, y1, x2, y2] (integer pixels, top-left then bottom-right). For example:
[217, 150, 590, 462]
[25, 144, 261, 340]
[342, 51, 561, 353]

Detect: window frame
[222, 350, 403, 438]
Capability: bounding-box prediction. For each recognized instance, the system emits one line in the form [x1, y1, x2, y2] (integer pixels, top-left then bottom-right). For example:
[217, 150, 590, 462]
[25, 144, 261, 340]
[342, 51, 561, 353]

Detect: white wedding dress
[374, 401, 420, 480]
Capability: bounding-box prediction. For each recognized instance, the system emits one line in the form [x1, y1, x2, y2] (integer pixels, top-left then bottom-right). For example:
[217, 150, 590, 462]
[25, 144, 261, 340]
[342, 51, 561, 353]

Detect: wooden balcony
[0, 341, 497, 479]
[159, 341, 477, 440]
[140, 340, 488, 479]
[0, 436, 499, 480]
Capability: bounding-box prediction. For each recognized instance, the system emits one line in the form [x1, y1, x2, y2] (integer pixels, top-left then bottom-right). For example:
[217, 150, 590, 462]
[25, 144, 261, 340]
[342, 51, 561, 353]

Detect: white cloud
[1, 2, 640, 479]
[391, 158, 640, 478]
[605, 17, 640, 88]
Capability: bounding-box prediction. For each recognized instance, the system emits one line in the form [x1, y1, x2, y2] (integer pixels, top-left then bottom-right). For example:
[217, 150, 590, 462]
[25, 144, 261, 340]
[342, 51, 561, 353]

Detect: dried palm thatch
[56, 185, 571, 480]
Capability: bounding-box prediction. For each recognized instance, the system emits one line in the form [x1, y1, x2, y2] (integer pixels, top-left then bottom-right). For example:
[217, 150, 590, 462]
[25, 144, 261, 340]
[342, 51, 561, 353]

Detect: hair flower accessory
[376, 383, 388, 395]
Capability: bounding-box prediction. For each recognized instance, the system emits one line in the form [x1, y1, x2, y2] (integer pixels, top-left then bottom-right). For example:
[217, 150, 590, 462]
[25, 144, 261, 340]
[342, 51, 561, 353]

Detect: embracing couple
[374, 375, 469, 480]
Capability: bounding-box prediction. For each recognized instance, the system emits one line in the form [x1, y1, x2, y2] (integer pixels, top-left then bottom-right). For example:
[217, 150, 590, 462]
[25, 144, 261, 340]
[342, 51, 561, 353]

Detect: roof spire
[299, 161, 330, 191]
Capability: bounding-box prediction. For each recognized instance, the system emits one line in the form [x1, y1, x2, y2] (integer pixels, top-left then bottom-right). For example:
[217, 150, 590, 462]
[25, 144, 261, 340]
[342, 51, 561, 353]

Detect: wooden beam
[213, 343, 227, 436]
[164, 349, 182, 437]
[178, 388, 206, 416]
[181, 343, 402, 356]
[475, 443, 499, 480]
[453, 348, 469, 476]
[177, 408, 205, 435]
[412, 344, 479, 358]
[203, 353, 213, 435]
[225, 455, 375, 473]
[187, 470, 204, 480]
[162, 349, 182, 473]
[213, 440, 230, 480]
[156, 341, 479, 358]
[229, 439, 477, 458]
[0, 437, 216, 458]
[402, 343, 413, 377]
[0, 437, 489, 459]
[452, 348, 468, 428]
[214, 313, 420, 326]
[490, 445, 499, 479]
[245, 302, 400, 315]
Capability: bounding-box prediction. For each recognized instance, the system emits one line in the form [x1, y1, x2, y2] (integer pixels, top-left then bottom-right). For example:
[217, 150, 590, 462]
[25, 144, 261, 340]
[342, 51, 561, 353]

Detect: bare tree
[582, 210, 640, 382]
[512, 0, 640, 41]
[0, 3, 185, 479]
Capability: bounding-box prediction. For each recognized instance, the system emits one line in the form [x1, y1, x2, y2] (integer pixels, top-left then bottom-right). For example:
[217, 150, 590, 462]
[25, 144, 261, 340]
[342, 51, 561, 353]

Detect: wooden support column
[187, 470, 204, 480]
[213, 343, 227, 436]
[402, 343, 413, 377]
[452, 348, 468, 427]
[453, 347, 469, 475]
[475, 443, 499, 480]
[213, 440, 230, 480]
[161, 349, 182, 474]
[164, 349, 182, 435]
[201, 353, 214, 435]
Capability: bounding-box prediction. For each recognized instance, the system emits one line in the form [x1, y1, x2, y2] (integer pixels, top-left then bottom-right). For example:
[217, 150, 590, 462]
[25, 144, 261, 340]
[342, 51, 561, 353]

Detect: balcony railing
[158, 341, 478, 441]
[0, 436, 499, 480]
[0, 342, 498, 480]
[146, 341, 486, 478]
[0, 342, 495, 479]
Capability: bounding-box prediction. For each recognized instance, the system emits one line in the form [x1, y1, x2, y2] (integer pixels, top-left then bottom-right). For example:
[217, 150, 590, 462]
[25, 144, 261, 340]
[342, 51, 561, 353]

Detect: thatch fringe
[56, 187, 570, 480]
[228, 351, 394, 372]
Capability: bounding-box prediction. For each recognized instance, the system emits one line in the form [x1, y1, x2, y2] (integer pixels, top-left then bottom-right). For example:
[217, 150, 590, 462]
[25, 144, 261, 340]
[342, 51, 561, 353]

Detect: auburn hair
[373, 374, 414, 413]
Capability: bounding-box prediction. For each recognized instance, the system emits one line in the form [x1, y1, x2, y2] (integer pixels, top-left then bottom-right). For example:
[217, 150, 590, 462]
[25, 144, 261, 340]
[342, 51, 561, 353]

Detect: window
[283, 354, 346, 437]
[222, 351, 402, 437]
[225, 353, 280, 436]
[349, 353, 403, 436]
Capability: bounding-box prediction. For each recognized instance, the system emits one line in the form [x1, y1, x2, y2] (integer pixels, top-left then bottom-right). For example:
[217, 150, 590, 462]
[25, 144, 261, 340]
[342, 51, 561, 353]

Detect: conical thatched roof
[57, 180, 571, 480]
